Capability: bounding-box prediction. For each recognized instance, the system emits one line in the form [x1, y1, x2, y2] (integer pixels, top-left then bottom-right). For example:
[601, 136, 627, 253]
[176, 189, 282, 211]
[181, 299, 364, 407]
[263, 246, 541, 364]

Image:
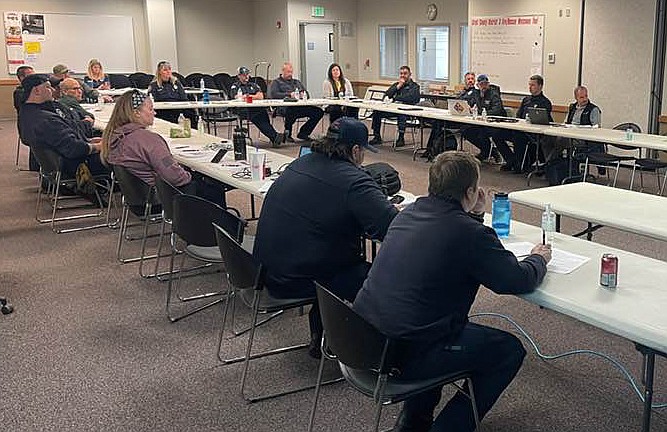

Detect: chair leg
[467, 377, 481, 429]
[240, 293, 262, 399]
[307, 351, 329, 432]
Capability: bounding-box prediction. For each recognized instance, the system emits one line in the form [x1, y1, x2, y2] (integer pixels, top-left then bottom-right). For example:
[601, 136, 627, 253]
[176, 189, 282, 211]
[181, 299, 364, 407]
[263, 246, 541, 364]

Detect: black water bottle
[233, 126, 247, 161]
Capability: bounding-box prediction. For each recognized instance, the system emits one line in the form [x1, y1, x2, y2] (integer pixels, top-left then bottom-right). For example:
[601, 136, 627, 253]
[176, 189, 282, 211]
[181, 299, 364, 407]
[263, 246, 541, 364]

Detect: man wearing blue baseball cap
[253, 118, 397, 357]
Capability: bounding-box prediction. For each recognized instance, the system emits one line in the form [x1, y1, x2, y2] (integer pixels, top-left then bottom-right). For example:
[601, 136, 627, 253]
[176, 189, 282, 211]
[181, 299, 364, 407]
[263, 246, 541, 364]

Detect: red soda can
[600, 254, 618, 288]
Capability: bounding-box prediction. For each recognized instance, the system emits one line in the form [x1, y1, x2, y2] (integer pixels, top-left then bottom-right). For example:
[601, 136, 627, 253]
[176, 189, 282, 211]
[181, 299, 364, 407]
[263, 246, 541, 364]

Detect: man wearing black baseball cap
[229, 66, 284, 147]
[19, 74, 108, 193]
[253, 118, 397, 357]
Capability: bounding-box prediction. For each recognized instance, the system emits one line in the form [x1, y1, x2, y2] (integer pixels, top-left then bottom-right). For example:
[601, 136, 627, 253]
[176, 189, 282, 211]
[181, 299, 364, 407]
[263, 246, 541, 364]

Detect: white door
[302, 23, 335, 98]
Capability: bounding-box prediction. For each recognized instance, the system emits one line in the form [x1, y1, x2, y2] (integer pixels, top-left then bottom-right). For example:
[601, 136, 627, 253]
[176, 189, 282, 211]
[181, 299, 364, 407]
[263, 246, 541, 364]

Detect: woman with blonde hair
[101, 90, 225, 205]
[148, 61, 198, 129]
[83, 58, 110, 90]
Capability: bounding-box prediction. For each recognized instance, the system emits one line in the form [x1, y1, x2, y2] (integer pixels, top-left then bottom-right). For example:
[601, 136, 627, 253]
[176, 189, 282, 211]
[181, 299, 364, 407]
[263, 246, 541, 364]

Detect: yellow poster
[24, 41, 40, 54]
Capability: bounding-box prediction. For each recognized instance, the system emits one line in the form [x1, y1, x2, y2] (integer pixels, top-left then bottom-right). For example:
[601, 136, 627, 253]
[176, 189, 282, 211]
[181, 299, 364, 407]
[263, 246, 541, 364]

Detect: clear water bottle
[491, 192, 511, 238]
[202, 89, 210, 104]
[177, 113, 185, 129]
[525, 113, 531, 123]
[236, 88, 243, 100]
[199, 78, 205, 91]
[471, 104, 478, 119]
[625, 128, 634, 141]
[481, 108, 488, 121]
[338, 91, 344, 99]
[541, 203, 556, 245]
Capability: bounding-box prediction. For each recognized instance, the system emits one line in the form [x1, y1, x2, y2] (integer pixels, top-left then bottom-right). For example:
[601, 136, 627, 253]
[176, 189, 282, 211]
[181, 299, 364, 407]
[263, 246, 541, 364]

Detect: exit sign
[311, 6, 325, 17]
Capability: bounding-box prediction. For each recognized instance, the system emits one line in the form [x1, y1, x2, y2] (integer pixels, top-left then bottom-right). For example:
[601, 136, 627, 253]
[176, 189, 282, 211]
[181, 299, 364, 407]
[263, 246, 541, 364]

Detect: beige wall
[252, 0, 288, 79]
[286, 0, 358, 79]
[0, 0, 151, 77]
[469, 0, 581, 106]
[356, 0, 468, 85]
[173, 0, 254, 75]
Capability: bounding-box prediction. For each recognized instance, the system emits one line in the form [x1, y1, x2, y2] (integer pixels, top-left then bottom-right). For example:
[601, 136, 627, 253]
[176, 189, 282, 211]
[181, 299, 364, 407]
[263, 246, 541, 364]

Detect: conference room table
[147, 98, 667, 154]
[504, 217, 667, 432]
[509, 183, 667, 242]
[98, 87, 221, 97]
[89, 103, 416, 215]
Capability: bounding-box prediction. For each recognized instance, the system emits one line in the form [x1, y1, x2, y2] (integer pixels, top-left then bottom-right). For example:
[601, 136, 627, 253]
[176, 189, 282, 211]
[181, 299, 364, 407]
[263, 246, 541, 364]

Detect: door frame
[298, 20, 339, 88]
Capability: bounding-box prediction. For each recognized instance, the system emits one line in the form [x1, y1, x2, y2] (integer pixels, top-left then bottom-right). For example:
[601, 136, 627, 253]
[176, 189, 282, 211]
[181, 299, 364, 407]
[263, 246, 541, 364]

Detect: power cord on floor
[469, 312, 666, 409]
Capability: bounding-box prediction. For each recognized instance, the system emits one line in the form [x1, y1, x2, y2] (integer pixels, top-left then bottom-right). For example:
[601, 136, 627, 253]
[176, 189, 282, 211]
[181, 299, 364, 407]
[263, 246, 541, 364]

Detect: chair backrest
[213, 222, 261, 291]
[108, 74, 133, 89]
[611, 122, 642, 152]
[112, 165, 154, 209]
[172, 71, 187, 84]
[184, 73, 205, 88]
[31, 146, 63, 175]
[251, 76, 268, 94]
[315, 283, 395, 373]
[154, 176, 183, 221]
[128, 72, 154, 90]
[172, 194, 244, 247]
[213, 72, 234, 95]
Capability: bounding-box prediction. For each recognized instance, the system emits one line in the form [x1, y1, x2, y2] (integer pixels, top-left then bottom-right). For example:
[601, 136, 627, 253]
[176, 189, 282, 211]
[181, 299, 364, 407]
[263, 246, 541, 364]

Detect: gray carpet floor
[1, 118, 666, 432]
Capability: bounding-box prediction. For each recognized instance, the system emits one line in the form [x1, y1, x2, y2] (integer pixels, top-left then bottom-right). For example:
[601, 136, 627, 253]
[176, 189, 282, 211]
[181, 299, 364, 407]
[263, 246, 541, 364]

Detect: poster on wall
[4, 12, 48, 74]
[4, 12, 25, 69]
[470, 15, 545, 95]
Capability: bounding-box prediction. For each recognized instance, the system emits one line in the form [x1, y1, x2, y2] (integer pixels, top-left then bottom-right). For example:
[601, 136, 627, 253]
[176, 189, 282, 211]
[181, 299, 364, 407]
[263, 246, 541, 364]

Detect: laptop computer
[447, 99, 472, 116]
[526, 107, 550, 125]
[298, 145, 312, 157]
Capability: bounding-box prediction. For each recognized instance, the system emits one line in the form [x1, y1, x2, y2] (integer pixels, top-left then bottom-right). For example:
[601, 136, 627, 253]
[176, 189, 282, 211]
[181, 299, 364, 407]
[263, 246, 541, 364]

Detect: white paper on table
[258, 180, 274, 194]
[503, 241, 590, 274]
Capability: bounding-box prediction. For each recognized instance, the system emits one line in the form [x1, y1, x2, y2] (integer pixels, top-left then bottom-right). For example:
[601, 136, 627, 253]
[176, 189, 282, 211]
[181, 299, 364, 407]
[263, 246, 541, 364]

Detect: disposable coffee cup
[249, 151, 266, 181]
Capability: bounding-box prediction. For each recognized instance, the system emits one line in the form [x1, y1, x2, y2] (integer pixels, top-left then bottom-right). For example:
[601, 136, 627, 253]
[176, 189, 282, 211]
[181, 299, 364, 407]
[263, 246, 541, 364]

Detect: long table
[148, 98, 667, 153]
[506, 217, 667, 432]
[509, 183, 667, 242]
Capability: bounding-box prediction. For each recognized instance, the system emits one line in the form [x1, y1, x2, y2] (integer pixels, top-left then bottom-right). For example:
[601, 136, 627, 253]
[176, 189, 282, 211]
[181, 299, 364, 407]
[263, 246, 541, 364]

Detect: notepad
[503, 241, 590, 274]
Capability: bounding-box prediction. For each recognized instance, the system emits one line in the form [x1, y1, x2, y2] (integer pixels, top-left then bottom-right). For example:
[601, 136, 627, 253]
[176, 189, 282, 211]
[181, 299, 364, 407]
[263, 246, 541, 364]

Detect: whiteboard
[4, 12, 136, 74]
[470, 15, 544, 95]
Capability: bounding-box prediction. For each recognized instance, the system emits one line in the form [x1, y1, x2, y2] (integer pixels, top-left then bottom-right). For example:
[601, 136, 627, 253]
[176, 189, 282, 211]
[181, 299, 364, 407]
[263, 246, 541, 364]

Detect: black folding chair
[308, 284, 480, 432]
[166, 194, 243, 322]
[213, 224, 340, 403]
[33, 147, 109, 234]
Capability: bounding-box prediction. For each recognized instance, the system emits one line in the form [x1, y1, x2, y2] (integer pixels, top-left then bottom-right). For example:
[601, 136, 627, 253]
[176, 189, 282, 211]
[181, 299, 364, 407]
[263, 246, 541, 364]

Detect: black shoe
[369, 136, 383, 146]
[272, 133, 284, 148]
[419, 151, 431, 159]
[394, 136, 405, 148]
[296, 133, 311, 141]
[392, 408, 433, 432]
[284, 133, 295, 143]
[308, 334, 322, 359]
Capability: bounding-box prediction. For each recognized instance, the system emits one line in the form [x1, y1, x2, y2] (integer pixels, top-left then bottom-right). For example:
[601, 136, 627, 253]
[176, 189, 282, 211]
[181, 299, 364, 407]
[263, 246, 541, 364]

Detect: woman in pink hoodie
[101, 90, 225, 205]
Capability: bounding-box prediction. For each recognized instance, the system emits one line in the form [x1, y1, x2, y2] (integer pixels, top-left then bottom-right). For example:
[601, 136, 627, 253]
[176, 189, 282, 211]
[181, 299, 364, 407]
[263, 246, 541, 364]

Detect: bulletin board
[470, 15, 545, 94]
[4, 11, 136, 75]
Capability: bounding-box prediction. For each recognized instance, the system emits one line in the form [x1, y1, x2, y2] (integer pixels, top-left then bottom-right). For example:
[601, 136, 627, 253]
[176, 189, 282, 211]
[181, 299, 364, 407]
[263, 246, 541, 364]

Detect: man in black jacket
[354, 151, 551, 432]
[19, 74, 108, 183]
[253, 118, 398, 357]
[230, 66, 284, 147]
[268, 62, 324, 142]
[462, 74, 504, 162]
[495, 75, 553, 173]
[13, 65, 39, 171]
[369, 65, 420, 148]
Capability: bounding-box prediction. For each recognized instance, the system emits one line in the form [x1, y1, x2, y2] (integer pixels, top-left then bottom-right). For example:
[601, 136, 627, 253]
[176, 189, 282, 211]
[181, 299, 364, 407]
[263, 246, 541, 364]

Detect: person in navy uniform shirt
[148, 61, 198, 129]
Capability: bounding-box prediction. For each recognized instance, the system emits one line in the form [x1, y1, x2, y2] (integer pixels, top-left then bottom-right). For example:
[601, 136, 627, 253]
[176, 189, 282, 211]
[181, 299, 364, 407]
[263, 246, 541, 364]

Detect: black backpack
[363, 162, 402, 196]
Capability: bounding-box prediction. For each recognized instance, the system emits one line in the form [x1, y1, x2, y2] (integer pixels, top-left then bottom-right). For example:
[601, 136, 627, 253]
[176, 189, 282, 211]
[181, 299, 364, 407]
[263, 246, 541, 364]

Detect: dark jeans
[284, 106, 324, 138]
[327, 106, 360, 124]
[398, 323, 527, 432]
[239, 108, 279, 142]
[372, 111, 407, 137]
[462, 126, 491, 156]
[61, 153, 109, 179]
[156, 108, 199, 130]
